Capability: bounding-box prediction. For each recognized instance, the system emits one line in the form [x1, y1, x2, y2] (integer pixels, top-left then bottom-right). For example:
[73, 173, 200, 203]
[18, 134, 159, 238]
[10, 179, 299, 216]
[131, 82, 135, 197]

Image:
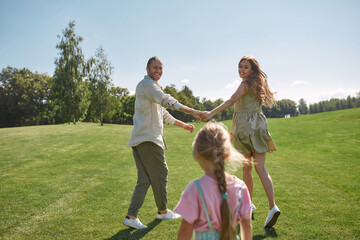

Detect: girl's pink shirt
[174, 174, 252, 232]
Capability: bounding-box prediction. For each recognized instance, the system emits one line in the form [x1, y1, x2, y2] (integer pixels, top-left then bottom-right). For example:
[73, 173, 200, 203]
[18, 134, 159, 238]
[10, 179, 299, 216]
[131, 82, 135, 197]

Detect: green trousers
[127, 141, 168, 217]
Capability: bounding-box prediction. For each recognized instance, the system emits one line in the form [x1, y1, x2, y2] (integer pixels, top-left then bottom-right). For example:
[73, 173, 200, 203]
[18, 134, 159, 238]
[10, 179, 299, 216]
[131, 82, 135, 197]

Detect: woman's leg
[242, 153, 253, 200]
[253, 152, 276, 209]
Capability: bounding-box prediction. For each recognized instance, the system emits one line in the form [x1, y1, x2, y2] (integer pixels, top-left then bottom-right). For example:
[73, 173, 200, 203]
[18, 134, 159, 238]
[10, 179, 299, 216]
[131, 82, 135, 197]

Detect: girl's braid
[214, 145, 227, 195]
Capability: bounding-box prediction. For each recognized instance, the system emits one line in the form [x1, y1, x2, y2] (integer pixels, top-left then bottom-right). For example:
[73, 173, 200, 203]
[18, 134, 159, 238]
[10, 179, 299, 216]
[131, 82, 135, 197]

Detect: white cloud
[225, 80, 241, 89]
[181, 79, 189, 83]
[129, 90, 135, 95]
[291, 80, 308, 86]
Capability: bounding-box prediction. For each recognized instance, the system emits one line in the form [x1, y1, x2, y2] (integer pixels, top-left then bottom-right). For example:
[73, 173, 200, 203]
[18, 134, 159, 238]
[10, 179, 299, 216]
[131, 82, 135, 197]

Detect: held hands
[190, 110, 205, 122]
[191, 110, 212, 122]
[200, 111, 212, 122]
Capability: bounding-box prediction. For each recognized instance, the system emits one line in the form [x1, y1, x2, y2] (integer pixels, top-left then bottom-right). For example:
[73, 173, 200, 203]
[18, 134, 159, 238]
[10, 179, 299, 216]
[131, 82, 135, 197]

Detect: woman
[203, 56, 280, 228]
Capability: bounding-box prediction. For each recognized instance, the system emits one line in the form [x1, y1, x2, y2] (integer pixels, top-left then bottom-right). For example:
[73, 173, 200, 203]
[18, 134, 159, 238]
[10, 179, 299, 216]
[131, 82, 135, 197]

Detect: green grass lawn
[1, 108, 359, 239]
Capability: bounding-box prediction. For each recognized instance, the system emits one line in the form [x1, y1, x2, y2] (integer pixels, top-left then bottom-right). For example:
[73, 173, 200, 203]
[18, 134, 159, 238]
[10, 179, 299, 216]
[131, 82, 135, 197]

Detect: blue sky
[1, 0, 359, 104]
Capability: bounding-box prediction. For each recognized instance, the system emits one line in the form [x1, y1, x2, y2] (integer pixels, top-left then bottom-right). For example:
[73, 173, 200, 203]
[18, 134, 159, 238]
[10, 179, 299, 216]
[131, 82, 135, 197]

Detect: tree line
[308, 96, 360, 114]
[1, 21, 359, 128]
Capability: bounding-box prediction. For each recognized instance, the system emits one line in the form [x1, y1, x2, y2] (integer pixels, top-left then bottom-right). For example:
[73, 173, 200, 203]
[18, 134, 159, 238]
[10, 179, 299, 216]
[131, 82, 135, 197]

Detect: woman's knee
[242, 162, 252, 172]
[242, 154, 252, 171]
[254, 163, 266, 175]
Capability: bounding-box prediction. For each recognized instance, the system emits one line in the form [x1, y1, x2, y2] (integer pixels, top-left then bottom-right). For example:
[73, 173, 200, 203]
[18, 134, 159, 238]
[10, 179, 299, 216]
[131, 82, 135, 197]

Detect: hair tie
[222, 192, 228, 199]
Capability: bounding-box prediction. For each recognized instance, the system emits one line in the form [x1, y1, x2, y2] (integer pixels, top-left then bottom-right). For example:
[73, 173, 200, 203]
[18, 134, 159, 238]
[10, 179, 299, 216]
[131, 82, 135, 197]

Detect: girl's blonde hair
[193, 121, 245, 240]
[240, 56, 276, 107]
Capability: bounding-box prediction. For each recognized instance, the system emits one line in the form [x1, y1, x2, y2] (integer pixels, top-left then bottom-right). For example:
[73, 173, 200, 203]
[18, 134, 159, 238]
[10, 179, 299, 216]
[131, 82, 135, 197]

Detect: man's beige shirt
[128, 75, 184, 149]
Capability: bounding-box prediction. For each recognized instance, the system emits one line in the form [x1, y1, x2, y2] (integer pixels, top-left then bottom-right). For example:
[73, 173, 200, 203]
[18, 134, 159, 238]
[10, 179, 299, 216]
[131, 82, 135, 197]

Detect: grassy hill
[1, 108, 359, 239]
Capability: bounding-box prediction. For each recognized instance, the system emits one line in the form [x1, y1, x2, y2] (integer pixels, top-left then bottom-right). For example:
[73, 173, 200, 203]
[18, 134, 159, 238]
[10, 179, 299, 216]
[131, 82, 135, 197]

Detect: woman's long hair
[193, 122, 245, 240]
[240, 56, 276, 107]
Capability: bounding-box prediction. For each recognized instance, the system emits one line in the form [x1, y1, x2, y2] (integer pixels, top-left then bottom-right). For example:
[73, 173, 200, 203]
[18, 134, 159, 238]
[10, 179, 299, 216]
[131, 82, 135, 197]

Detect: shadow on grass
[106, 219, 162, 240]
[253, 228, 278, 239]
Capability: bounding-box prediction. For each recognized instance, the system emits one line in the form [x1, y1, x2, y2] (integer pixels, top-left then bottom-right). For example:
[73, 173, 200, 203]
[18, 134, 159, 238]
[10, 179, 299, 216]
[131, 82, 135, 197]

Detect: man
[123, 56, 203, 229]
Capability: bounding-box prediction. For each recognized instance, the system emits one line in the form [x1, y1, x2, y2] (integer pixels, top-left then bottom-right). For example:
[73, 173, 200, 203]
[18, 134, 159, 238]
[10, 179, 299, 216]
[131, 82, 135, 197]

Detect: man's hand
[182, 123, 195, 133]
[174, 120, 195, 133]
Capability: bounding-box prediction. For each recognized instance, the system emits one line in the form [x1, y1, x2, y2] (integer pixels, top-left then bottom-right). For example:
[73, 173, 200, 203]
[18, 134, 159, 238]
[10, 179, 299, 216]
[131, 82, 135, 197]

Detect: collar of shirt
[144, 75, 162, 89]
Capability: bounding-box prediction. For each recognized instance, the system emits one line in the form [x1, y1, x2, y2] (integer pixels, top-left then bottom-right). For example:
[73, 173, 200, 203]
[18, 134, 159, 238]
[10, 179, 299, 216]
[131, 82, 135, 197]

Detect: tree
[163, 84, 179, 100]
[298, 98, 308, 115]
[120, 95, 136, 124]
[52, 21, 90, 124]
[309, 103, 318, 114]
[103, 86, 136, 124]
[0, 67, 52, 127]
[87, 46, 113, 126]
[202, 98, 217, 111]
[263, 99, 296, 118]
[346, 96, 354, 109]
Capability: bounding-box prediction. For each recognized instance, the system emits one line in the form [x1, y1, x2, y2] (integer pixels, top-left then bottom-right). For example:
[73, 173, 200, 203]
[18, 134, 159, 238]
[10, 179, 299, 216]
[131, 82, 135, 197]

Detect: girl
[175, 122, 252, 240]
[203, 56, 280, 228]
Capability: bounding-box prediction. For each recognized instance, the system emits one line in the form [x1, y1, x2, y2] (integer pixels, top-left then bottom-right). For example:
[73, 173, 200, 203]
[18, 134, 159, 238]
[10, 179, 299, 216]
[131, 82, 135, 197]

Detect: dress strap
[195, 179, 214, 232]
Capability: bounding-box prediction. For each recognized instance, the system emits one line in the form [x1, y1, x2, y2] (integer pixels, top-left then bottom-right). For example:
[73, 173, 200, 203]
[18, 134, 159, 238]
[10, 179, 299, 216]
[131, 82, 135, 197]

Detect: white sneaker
[264, 205, 281, 228]
[156, 210, 181, 220]
[251, 203, 257, 211]
[123, 217, 148, 229]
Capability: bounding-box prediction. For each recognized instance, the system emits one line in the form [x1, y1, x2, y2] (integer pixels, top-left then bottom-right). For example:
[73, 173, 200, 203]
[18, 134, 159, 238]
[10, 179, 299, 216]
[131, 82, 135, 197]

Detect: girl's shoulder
[186, 175, 211, 191]
[179, 179, 199, 199]
[228, 175, 247, 188]
[185, 178, 199, 190]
